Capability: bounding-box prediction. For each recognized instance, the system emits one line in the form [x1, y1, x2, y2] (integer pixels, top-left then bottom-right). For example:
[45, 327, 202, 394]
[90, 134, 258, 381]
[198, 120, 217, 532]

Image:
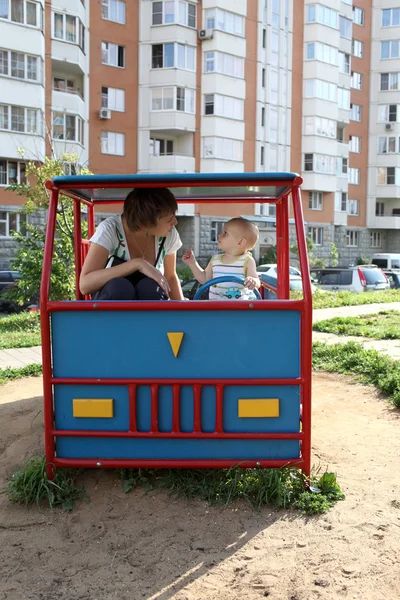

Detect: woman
[79, 188, 184, 300]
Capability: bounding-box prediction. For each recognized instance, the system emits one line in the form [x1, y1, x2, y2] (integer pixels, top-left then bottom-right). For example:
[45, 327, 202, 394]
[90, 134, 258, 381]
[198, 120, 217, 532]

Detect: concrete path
[1, 301, 400, 370]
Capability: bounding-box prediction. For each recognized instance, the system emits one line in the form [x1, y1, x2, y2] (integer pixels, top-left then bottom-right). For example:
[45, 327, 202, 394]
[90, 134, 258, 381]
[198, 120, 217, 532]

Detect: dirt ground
[0, 373, 399, 600]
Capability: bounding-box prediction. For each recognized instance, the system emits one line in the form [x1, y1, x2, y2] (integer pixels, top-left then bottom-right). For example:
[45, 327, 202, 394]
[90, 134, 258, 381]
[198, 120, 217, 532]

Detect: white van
[372, 253, 400, 269]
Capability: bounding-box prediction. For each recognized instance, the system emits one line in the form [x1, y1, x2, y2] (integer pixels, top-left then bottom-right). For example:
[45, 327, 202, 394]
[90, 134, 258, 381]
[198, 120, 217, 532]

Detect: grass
[0, 363, 42, 385]
[313, 310, 400, 339]
[117, 466, 344, 515]
[5, 455, 86, 511]
[313, 340, 400, 409]
[0, 312, 41, 350]
[310, 288, 400, 309]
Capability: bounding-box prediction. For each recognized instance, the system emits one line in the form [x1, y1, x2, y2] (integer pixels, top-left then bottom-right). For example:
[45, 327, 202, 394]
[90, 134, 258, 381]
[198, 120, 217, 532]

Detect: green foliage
[5, 455, 86, 511]
[118, 466, 344, 514]
[6, 154, 90, 306]
[330, 242, 339, 267]
[176, 265, 193, 283]
[0, 363, 42, 385]
[0, 312, 41, 349]
[291, 237, 326, 268]
[313, 311, 400, 339]
[260, 245, 277, 264]
[356, 255, 371, 265]
[312, 341, 400, 408]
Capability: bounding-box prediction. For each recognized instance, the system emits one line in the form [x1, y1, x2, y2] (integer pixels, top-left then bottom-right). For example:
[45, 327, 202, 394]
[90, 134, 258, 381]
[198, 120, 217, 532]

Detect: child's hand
[182, 248, 195, 265]
[244, 276, 260, 290]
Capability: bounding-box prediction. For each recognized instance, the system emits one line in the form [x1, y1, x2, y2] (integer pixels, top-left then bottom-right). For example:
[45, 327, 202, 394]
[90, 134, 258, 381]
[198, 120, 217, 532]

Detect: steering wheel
[193, 275, 262, 300]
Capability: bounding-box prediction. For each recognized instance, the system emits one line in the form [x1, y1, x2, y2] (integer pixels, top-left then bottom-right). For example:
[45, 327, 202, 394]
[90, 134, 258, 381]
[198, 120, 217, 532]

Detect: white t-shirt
[90, 214, 182, 274]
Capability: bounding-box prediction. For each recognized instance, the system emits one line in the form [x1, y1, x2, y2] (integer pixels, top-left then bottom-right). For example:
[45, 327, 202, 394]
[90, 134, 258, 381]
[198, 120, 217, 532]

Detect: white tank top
[209, 253, 254, 301]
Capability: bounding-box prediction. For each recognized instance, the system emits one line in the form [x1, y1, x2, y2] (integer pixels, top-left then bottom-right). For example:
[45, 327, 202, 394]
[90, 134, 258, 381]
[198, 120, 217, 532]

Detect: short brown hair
[123, 188, 178, 231]
[227, 217, 259, 250]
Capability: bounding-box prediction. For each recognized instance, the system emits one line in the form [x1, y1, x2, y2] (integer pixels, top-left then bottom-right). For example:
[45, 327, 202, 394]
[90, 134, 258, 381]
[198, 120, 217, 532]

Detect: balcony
[149, 111, 195, 134]
[368, 214, 400, 229]
[148, 153, 195, 173]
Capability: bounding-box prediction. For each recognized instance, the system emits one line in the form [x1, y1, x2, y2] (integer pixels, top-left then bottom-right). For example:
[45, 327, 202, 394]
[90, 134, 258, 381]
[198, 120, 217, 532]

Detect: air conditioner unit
[385, 123, 394, 131]
[198, 28, 213, 41]
[99, 108, 111, 120]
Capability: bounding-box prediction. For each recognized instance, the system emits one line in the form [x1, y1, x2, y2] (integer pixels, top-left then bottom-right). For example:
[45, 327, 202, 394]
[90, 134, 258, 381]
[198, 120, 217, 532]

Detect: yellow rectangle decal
[238, 399, 279, 418]
[73, 399, 114, 418]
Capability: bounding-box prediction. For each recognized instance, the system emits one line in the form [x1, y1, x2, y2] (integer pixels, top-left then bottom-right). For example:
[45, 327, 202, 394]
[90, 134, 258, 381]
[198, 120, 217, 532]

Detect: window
[349, 136, 361, 153]
[262, 68, 265, 87]
[335, 191, 347, 212]
[101, 87, 125, 112]
[0, 0, 40, 27]
[202, 94, 243, 120]
[338, 51, 350, 74]
[382, 8, 400, 27]
[305, 79, 336, 102]
[308, 226, 323, 245]
[378, 136, 396, 153]
[0, 49, 40, 82]
[337, 124, 345, 142]
[380, 73, 399, 91]
[262, 28, 266, 48]
[152, 1, 196, 28]
[350, 103, 362, 121]
[102, 0, 125, 24]
[304, 116, 336, 138]
[151, 86, 195, 113]
[205, 8, 244, 36]
[307, 4, 338, 28]
[351, 71, 362, 90]
[204, 51, 244, 78]
[346, 230, 359, 247]
[381, 40, 400, 59]
[52, 113, 83, 143]
[377, 167, 397, 185]
[370, 232, 382, 248]
[304, 153, 335, 174]
[149, 138, 174, 156]
[0, 104, 40, 134]
[352, 39, 363, 58]
[101, 131, 125, 155]
[348, 199, 359, 215]
[152, 43, 195, 70]
[341, 157, 348, 175]
[338, 87, 350, 109]
[272, 0, 280, 27]
[54, 12, 85, 51]
[340, 16, 352, 39]
[102, 42, 125, 67]
[260, 146, 264, 166]
[0, 209, 27, 237]
[53, 77, 78, 95]
[261, 107, 265, 127]
[349, 168, 360, 184]
[309, 191, 323, 210]
[210, 221, 224, 242]
[306, 42, 337, 65]
[0, 159, 26, 186]
[378, 105, 398, 122]
[353, 7, 364, 25]
[203, 137, 243, 161]
[376, 201, 384, 216]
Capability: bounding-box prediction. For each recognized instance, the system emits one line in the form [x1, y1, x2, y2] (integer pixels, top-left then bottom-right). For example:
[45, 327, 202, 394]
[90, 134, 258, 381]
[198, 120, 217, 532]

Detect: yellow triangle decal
[167, 332, 184, 358]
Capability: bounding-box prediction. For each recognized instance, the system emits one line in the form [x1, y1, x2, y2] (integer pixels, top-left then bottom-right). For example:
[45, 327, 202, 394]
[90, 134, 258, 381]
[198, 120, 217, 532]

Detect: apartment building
[0, 0, 399, 269]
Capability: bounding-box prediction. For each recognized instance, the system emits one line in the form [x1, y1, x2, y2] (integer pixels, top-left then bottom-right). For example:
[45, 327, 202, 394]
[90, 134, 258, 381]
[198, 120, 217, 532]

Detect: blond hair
[227, 217, 259, 251]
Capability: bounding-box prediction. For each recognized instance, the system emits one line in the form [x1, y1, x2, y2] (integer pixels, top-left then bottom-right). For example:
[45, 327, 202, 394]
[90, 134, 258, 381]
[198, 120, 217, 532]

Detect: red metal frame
[40, 177, 311, 479]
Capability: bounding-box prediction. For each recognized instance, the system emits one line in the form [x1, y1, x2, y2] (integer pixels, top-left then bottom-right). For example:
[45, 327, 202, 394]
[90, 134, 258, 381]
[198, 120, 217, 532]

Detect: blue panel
[54, 385, 129, 431]
[201, 386, 216, 433]
[180, 386, 194, 432]
[55, 437, 300, 461]
[137, 386, 151, 432]
[158, 386, 172, 432]
[52, 310, 300, 379]
[223, 386, 300, 433]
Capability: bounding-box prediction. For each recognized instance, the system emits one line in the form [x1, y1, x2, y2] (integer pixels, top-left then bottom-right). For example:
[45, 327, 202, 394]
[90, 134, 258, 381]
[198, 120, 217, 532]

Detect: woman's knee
[94, 277, 136, 300]
[135, 277, 168, 300]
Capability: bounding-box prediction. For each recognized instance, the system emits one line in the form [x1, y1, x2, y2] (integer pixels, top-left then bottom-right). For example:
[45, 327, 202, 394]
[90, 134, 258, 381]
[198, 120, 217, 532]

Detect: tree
[6, 153, 90, 305]
[330, 242, 339, 267]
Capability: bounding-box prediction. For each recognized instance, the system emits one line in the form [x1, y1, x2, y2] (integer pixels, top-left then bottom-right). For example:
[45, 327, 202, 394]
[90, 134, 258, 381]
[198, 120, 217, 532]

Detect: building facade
[0, 0, 399, 269]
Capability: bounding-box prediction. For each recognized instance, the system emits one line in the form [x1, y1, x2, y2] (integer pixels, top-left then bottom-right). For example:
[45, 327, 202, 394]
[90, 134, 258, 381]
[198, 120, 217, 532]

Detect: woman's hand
[135, 258, 170, 295]
[182, 248, 196, 265]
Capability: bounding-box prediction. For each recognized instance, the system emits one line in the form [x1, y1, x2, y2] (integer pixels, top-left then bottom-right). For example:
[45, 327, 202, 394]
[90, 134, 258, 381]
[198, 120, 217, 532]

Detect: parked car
[181, 278, 208, 300]
[382, 269, 400, 289]
[0, 270, 21, 312]
[260, 273, 316, 299]
[310, 266, 390, 294]
[257, 263, 301, 277]
[371, 253, 400, 270]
